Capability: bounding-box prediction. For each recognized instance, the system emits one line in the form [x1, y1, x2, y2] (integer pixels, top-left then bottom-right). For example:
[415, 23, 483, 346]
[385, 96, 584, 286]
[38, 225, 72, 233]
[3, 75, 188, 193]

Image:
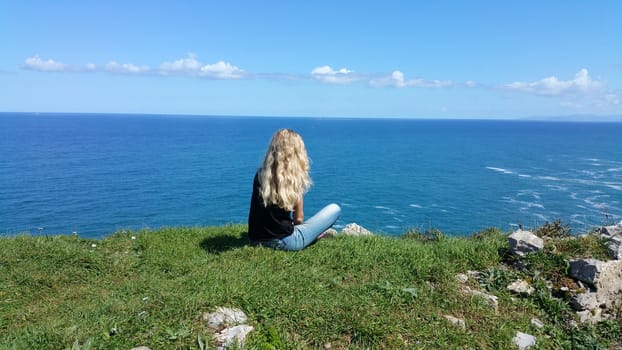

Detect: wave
[604, 182, 622, 191]
[502, 196, 545, 210]
[486, 166, 513, 174]
[409, 204, 423, 208]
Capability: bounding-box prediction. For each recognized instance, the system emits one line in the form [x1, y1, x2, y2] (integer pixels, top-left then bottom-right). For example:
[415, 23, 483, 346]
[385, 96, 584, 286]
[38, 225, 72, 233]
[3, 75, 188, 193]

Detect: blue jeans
[258, 203, 341, 251]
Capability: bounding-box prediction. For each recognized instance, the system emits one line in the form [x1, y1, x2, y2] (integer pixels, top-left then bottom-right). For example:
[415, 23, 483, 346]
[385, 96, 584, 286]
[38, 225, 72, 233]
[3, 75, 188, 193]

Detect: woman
[248, 129, 341, 250]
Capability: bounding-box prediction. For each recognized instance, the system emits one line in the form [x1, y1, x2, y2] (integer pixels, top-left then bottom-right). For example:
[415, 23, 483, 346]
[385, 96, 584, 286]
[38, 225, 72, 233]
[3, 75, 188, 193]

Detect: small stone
[203, 307, 248, 330]
[131, 347, 151, 350]
[507, 279, 535, 295]
[319, 228, 338, 239]
[341, 223, 373, 236]
[512, 331, 536, 350]
[530, 318, 544, 328]
[324, 342, 332, 349]
[466, 270, 482, 280]
[464, 286, 498, 311]
[443, 315, 466, 330]
[215, 325, 253, 350]
[508, 230, 544, 256]
[455, 273, 469, 283]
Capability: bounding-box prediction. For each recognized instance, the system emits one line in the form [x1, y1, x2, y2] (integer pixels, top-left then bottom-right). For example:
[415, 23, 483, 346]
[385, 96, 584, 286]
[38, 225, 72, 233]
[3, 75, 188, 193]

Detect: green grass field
[0, 225, 620, 349]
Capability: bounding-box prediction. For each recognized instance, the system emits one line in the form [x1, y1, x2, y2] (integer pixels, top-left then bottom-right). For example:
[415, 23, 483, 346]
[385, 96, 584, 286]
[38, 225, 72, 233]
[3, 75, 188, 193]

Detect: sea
[1, 112, 621, 238]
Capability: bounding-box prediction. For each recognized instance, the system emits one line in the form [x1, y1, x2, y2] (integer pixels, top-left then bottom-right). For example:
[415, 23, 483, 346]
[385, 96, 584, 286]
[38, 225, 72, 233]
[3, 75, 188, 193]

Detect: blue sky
[1, 0, 621, 119]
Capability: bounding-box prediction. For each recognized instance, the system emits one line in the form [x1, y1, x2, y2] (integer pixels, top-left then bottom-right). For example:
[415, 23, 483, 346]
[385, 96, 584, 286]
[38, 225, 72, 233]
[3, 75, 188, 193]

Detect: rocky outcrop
[508, 229, 544, 256]
[599, 223, 622, 259]
[568, 258, 622, 323]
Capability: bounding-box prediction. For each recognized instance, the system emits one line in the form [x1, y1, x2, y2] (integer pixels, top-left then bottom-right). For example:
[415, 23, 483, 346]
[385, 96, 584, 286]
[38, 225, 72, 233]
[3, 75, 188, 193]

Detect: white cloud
[370, 70, 453, 88]
[159, 53, 202, 74]
[158, 54, 244, 79]
[105, 61, 150, 74]
[504, 69, 603, 96]
[23, 56, 68, 72]
[199, 61, 244, 79]
[310, 65, 357, 84]
[22, 54, 244, 79]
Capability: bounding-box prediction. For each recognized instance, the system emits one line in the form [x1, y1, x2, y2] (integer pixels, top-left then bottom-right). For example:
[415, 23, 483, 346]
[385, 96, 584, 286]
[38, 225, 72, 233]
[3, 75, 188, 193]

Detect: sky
[1, 0, 621, 119]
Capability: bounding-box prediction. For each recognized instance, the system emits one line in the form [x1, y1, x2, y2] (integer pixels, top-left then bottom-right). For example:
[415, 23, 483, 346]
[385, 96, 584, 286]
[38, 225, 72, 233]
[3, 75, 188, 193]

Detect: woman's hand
[293, 197, 304, 224]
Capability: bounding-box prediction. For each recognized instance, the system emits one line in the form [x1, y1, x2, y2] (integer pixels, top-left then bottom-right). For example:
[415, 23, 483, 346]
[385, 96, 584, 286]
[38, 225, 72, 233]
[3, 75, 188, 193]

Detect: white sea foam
[537, 176, 561, 181]
[545, 184, 568, 191]
[608, 167, 622, 172]
[409, 204, 423, 208]
[570, 216, 586, 226]
[604, 182, 622, 191]
[518, 190, 541, 200]
[533, 213, 549, 222]
[518, 174, 532, 178]
[584, 197, 610, 210]
[502, 196, 545, 209]
[486, 166, 513, 174]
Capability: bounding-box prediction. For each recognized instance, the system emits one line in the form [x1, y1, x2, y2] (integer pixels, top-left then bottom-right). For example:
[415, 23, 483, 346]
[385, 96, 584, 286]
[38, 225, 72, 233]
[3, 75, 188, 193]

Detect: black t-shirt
[248, 173, 294, 241]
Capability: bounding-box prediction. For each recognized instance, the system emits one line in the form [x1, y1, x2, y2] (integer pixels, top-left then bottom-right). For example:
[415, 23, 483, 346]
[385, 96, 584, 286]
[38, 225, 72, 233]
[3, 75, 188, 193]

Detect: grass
[0, 224, 620, 349]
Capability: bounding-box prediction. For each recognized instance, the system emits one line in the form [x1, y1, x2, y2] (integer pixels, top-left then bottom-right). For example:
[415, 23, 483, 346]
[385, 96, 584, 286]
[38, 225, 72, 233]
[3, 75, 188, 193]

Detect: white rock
[215, 324, 254, 350]
[600, 224, 622, 237]
[508, 230, 544, 256]
[131, 347, 151, 350]
[512, 331, 536, 350]
[507, 279, 535, 295]
[576, 309, 603, 324]
[443, 315, 466, 330]
[530, 318, 544, 328]
[569, 259, 622, 290]
[607, 236, 622, 260]
[203, 307, 248, 330]
[570, 292, 600, 311]
[463, 286, 499, 311]
[455, 273, 469, 284]
[466, 270, 482, 280]
[341, 223, 373, 236]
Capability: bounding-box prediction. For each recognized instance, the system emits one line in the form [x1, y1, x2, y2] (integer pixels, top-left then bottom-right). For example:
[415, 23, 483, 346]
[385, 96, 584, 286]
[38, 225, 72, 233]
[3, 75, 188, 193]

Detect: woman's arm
[293, 197, 304, 224]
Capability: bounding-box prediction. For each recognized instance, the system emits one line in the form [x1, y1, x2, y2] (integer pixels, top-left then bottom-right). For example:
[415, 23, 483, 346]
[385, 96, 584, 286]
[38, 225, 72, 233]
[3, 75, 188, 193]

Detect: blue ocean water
[1, 113, 621, 238]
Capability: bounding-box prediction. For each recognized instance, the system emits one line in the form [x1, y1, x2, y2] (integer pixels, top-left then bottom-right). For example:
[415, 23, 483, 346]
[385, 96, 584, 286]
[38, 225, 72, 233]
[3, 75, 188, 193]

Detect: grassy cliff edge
[0, 224, 620, 349]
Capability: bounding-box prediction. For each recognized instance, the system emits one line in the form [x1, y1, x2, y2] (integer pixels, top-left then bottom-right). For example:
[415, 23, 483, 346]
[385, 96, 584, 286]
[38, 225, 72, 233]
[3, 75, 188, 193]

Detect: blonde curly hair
[258, 129, 312, 211]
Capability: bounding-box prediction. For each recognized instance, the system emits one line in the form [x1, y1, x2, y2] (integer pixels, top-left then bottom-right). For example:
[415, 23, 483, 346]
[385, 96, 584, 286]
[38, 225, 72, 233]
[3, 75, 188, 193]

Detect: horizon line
[1, 111, 622, 123]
